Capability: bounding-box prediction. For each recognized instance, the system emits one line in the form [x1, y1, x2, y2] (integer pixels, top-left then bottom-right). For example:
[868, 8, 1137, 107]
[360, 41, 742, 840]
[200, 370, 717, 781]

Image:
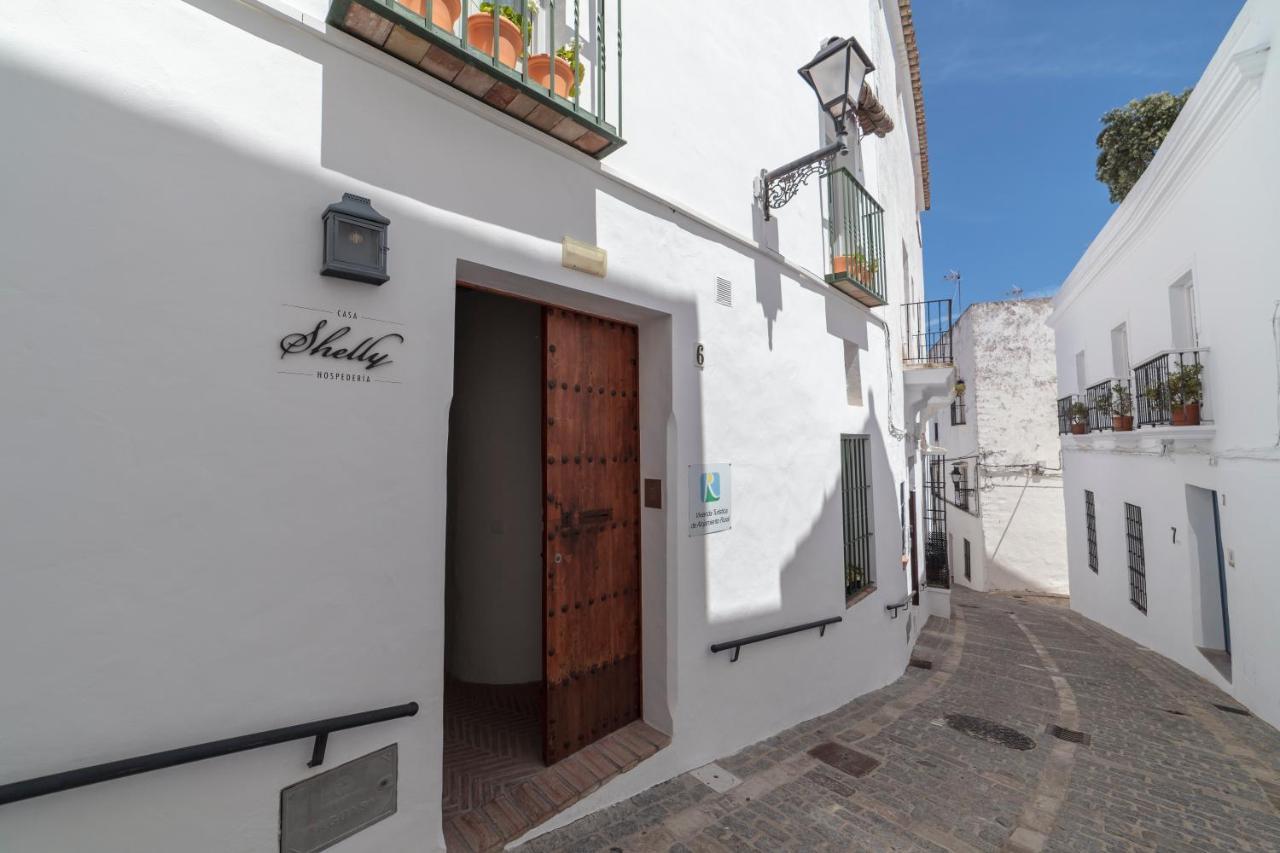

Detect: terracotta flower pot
[466, 13, 524, 69]
[397, 0, 461, 30]
[528, 54, 574, 97]
[1071, 422, 1088, 435]
[832, 255, 873, 285]
[1176, 402, 1201, 426]
[1112, 415, 1134, 432]
[1171, 406, 1187, 426]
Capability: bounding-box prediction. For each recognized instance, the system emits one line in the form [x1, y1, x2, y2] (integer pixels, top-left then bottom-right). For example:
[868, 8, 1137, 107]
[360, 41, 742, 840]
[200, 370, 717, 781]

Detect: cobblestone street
[520, 588, 1280, 852]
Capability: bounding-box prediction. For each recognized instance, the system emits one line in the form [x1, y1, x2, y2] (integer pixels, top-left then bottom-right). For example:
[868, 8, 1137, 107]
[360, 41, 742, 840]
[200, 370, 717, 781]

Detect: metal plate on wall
[281, 744, 397, 853]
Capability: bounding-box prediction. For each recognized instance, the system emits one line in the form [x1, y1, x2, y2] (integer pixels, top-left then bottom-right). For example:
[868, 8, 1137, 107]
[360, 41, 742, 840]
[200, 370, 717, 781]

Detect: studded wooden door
[542, 307, 641, 765]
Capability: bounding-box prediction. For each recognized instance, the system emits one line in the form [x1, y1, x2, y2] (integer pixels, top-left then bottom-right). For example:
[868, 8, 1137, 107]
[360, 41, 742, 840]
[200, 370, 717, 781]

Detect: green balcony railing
[330, 0, 623, 157]
[822, 168, 887, 308]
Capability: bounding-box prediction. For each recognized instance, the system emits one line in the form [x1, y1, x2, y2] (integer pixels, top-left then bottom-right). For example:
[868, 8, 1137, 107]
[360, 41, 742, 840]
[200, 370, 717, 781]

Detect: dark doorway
[443, 288, 644, 827]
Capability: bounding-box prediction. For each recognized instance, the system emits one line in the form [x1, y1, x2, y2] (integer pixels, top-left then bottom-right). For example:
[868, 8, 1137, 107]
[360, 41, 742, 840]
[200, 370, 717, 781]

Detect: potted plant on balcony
[1069, 401, 1089, 435]
[1168, 362, 1204, 426]
[467, 1, 532, 69]
[529, 38, 583, 98]
[832, 250, 878, 287]
[397, 0, 461, 31]
[1099, 382, 1134, 431]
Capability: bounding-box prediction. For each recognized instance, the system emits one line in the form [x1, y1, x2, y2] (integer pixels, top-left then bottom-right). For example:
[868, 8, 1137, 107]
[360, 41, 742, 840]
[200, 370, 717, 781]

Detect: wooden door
[542, 307, 641, 765]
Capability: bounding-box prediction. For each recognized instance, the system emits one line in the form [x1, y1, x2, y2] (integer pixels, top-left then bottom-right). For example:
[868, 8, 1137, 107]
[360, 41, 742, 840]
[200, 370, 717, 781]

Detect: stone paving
[517, 587, 1280, 852]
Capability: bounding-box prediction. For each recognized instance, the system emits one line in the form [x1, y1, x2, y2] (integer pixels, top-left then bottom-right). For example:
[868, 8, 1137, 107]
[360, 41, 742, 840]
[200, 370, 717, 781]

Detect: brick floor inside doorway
[443, 679, 544, 819]
[442, 678, 670, 851]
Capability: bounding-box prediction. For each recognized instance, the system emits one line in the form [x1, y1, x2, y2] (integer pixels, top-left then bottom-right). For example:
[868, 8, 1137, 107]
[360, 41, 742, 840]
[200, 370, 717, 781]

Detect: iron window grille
[903, 299, 954, 366]
[950, 396, 966, 425]
[923, 453, 949, 588]
[1125, 502, 1147, 613]
[963, 538, 971, 581]
[1056, 394, 1085, 435]
[840, 435, 874, 599]
[1085, 490, 1098, 574]
[952, 465, 974, 513]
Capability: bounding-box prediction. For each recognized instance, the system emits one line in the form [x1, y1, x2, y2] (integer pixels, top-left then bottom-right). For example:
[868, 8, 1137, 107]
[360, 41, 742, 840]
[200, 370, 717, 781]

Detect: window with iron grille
[1085, 490, 1098, 574]
[951, 396, 966, 425]
[1125, 502, 1146, 613]
[963, 538, 971, 580]
[953, 464, 970, 511]
[841, 435, 874, 600]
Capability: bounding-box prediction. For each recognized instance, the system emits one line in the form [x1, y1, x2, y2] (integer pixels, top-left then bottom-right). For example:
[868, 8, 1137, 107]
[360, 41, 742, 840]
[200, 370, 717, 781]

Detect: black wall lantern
[321, 193, 389, 285]
[950, 464, 963, 492]
[756, 36, 874, 220]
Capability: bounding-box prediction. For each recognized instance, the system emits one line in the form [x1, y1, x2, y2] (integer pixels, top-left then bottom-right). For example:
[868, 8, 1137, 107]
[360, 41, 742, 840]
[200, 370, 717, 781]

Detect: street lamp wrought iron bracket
[755, 133, 847, 221]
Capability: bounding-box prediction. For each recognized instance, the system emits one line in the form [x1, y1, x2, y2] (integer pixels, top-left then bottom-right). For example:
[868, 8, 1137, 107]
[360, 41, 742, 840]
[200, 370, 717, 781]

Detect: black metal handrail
[885, 597, 910, 618]
[0, 702, 419, 808]
[711, 617, 842, 663]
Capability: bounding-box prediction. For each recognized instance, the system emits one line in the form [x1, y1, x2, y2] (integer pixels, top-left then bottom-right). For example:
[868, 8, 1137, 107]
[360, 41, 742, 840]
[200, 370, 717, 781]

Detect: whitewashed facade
[1049, 0, 1279, 729]
[0, 0, 937, 849]
[927, 299, 1068, 596]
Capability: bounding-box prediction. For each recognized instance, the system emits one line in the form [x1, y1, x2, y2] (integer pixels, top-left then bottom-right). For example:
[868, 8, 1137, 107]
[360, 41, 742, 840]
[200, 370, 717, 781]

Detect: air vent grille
[715, 277, 732, 307]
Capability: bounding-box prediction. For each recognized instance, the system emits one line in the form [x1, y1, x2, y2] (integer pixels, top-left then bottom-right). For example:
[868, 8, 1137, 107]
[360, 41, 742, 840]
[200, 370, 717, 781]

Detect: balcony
[822, 168, 887, 307]
[330, 0, 623, 157]
[1057, 349, 1213, 445]
[901, 299, 955, 422]
[1133, 349, 1210, 427]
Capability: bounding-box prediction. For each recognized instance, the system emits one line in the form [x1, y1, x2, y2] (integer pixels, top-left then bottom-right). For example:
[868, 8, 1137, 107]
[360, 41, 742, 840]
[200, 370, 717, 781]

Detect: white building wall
[1050, 0, 1280, 728]
[932, 299, 1068, 595]
[0, 0, 932, 850]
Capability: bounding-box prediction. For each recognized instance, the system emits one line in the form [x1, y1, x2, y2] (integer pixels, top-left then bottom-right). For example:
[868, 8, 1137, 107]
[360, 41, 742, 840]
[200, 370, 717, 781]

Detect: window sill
[846, 584, 878, 609]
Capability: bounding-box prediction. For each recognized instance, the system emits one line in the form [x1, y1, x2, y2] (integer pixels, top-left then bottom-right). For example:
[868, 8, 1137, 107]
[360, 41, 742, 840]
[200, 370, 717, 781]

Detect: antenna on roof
[1007, 285, 1024, 301]
[943, 270, 961, 310]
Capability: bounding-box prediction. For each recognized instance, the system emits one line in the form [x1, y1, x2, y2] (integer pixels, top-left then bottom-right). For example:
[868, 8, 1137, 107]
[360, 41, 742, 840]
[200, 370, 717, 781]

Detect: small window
[841, 435, 875, 600]
[932, 421, 939, 443]
[951, 396, 966, 425]
[1085, 490, 1098, 574]
[963, 538, 971, 580]
[1075, 350, 1087, 396]
[1126, 502, 1147, 613]
[953, 464, 970, 511]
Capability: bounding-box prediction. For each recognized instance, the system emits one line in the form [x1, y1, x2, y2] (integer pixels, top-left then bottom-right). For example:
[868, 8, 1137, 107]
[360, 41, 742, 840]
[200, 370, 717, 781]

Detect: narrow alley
[519, 588, 1280, 852]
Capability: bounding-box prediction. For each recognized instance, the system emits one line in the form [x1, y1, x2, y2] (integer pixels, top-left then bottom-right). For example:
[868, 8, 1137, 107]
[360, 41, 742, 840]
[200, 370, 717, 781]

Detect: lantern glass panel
[334, 217, 382, 269]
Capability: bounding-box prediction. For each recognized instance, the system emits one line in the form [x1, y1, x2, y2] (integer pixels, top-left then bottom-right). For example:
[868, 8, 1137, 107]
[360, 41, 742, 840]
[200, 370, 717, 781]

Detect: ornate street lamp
[755, 36, 874, 220]
[321, 193, 390, 285]
[950, 464, 963, 492]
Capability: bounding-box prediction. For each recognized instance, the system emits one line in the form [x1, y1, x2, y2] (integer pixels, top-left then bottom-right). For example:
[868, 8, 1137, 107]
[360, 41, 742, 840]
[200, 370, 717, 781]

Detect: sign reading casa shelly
[689, 463, 731, 536]
[277, 305, 405, 384]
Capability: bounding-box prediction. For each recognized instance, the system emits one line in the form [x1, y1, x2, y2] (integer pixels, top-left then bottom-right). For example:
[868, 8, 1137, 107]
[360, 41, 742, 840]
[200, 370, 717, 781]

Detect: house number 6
[695, 344, 705, 368]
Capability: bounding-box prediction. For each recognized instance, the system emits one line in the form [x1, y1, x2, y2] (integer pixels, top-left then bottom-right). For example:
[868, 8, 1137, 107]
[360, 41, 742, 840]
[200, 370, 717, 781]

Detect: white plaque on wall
[689, 464, 731, 536]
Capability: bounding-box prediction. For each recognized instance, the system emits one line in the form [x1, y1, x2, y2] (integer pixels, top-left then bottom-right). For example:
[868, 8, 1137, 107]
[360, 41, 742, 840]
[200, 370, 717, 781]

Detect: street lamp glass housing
[950, 464, 963, 490]
[798, 36, 874, 128]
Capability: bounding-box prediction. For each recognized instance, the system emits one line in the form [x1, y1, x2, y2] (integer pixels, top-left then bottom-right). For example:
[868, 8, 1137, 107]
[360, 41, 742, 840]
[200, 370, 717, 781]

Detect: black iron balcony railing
[903, 299, 954, 366]
[822, 168, 887, 308]
[1085, 379, 1114, 432]
[954, 486, 977, 514]
[331, 0, 623, 157]
[1057, 394, 1081, 435]
[1133, 349, 1209, 427]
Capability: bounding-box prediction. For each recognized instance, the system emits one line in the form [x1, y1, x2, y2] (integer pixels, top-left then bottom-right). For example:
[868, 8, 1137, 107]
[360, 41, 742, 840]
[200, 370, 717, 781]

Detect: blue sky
[913, 0, 1243, 309]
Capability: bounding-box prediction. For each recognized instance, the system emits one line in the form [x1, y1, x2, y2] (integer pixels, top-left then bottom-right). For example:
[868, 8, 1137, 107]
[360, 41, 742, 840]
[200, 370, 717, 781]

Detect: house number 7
[696, 344, 705, 368]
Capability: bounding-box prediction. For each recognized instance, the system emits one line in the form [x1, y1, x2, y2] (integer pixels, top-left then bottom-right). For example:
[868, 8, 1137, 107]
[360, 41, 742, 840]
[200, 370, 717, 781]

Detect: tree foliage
[1095, 89, 1191, 203]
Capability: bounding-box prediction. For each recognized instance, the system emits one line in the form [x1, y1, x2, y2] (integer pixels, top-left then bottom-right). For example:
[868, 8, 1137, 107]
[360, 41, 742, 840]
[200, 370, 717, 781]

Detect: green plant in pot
[1068, 401, 1090, 434]
[1168, 362, 1203, 426]
[556, 40, 585, 96]
[1099, 382, 1134, 431]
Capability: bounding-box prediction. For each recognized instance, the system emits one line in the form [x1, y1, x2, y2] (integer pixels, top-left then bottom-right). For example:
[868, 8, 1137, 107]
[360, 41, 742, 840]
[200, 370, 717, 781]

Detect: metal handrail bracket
[710, 616, 842, 663]
[885, 597, 910, 618]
